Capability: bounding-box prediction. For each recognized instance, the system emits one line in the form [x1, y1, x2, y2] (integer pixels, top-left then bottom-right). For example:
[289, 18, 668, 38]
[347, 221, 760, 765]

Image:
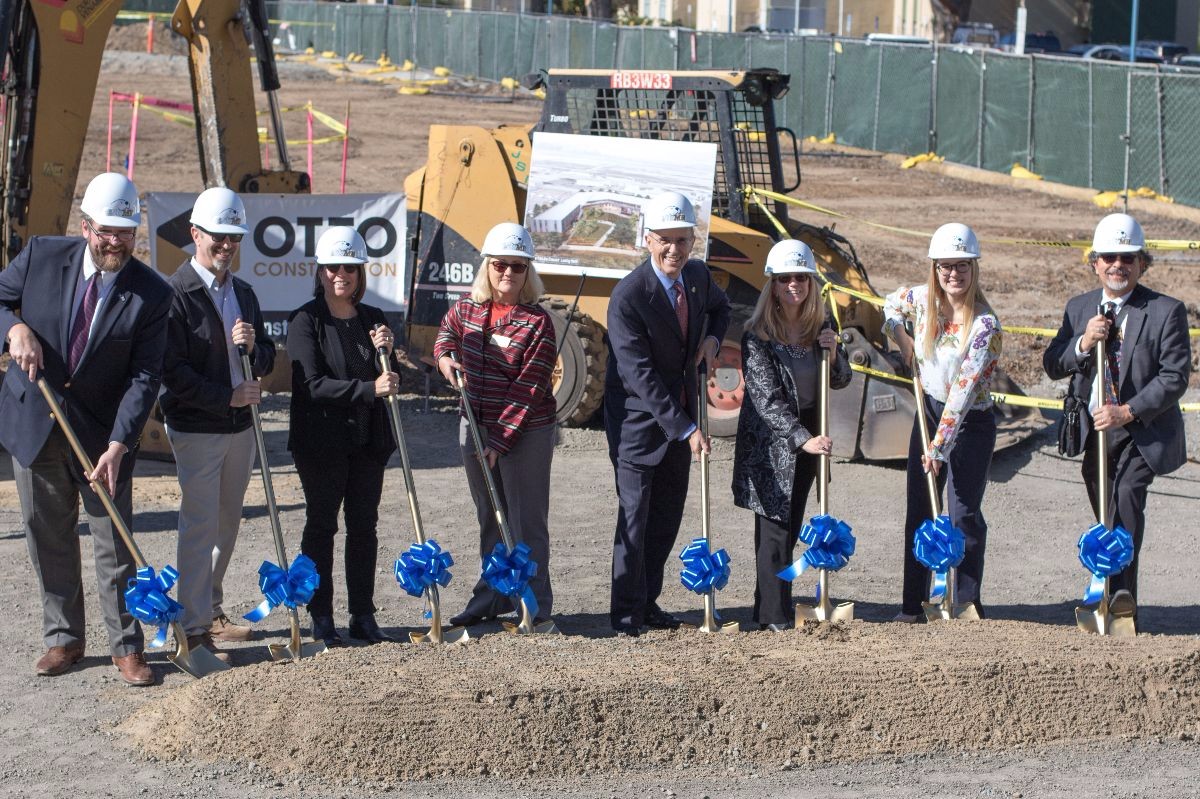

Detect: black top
[333, 315, 374, 448]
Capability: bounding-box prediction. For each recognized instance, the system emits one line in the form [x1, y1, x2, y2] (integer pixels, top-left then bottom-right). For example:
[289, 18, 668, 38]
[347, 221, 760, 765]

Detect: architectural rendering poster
[524, 132, 717, 278]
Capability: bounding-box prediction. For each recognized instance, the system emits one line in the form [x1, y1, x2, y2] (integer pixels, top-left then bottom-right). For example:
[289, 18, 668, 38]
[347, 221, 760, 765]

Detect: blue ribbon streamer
[124, 565, 184, 649]
[679, 537, 731, 594]
[394, 539, 454, 599]
[243, 554, 320, 622]
[1077, 522, 1134, 603]
[481, 541, 539, 618]
[913, 515, 965, 602]
[777, 514, 856, 582]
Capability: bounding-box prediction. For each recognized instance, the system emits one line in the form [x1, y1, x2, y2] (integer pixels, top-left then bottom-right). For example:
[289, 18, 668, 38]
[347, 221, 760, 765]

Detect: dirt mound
[123, 621, 1200, 786]
[107, 19, 188, 56]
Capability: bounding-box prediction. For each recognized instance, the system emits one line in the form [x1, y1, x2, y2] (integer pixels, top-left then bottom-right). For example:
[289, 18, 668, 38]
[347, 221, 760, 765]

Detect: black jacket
[286, 295, 398, 461]
[732, 329, 851, 525]
[159, 262, 275, 434]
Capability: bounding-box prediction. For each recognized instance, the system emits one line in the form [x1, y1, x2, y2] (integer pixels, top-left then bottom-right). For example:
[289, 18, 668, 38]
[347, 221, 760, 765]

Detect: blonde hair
[744, 275, 824, 345]
[921, 260, 989, 360]
[469, 257, 545, 304]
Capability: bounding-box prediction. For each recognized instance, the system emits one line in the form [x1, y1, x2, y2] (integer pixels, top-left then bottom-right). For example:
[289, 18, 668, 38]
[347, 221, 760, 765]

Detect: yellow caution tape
[989, 392, 1064, 411]
[1010, 163, 1043, 180]
[900, 152, 943, 169]
[1181, 403, 1200, 412]
[1003, 325, 1057, 337]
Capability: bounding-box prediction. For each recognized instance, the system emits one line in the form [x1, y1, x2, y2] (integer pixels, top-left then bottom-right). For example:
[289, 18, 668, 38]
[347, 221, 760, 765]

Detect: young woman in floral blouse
[883, 223, 1002, 622]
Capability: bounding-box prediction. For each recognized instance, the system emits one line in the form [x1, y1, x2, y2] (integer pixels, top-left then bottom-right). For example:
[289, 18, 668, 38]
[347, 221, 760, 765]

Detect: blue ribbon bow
[394, 539, 454, 599]
[243, 555, 320, 623]
[777, 514, 856, 583]
[1077, 522, 1134, 604]
[679, 537, 731, 594]
[481, 541, 539, 618]
[913, 515, 965, 602]
[124, 565, 184, 649]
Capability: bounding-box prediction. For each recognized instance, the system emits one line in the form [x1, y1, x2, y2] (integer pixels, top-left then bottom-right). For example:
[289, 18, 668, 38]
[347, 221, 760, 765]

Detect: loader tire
[540, 298, 607, 427]
[705, 277, 757, 438]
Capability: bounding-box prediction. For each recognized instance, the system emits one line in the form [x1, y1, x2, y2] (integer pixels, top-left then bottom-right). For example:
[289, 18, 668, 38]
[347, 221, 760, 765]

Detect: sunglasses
[936, 261, 973, 275]
[773, 273, 811, 285]
[84, 219, 136, 242]
[322, 263, 361, 274]
[490, 260, 529, 274]
[1098, 253, 1137, 265]
[194, 226, 244, 244]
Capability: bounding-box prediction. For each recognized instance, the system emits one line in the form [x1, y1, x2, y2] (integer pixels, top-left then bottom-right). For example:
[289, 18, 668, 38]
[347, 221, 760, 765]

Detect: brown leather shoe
[186, 632, 232, 665]
[210, 613, 253, 642]
[36, 643, 85, 676]
[111, 652, 155, 687]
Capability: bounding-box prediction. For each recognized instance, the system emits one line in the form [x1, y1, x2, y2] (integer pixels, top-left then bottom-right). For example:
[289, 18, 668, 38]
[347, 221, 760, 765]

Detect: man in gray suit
[1044, 213, 1192, 621]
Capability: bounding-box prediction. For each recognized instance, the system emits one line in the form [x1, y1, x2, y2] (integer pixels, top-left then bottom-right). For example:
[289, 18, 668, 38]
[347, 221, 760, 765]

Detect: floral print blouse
[882, 284, 1002, 461]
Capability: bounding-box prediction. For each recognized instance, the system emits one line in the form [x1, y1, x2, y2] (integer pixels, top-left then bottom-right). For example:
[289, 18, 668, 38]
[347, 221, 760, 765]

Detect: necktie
[1103, 302, 1121, 406]
[67, 273, 100, 373]
[672, 281, 688, 342]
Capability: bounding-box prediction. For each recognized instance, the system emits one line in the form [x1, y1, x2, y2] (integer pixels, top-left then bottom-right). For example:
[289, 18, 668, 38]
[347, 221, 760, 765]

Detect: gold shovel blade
[410, 624, 471, 644]
[795, 600, 855, 624]
[922, 600, 980, 622]
[269, 610, 327, 660]
[501, 618, 561, 635]
[168, 623, 231, 678]
[1074, 605, 1137, 637]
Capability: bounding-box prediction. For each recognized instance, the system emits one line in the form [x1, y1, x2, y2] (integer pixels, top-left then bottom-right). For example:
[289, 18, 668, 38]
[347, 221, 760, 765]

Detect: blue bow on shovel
[125, 565, 184, 649]
[482, 541, 539, 618]
[913, 514, 965, 602]
[778, 514, 856, 587]
[395, 539, 454, 599]
[680, 537, 731, 594]
[243, 554, 320, 622]
[1078, 523, 1134, 604]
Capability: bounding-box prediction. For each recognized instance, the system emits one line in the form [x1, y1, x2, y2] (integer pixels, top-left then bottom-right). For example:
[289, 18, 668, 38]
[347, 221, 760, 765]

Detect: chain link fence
[121, 2, 1200, 207]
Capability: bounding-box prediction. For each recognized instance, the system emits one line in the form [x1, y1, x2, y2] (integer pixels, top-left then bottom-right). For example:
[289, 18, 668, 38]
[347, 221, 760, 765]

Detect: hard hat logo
[662, 205, 686, 222]
[1116, 230, 1131, 246]
[217, 208, 243, 226]
[783, 253, 807, 268]
[106, 199, 135, 219]
[333, 242, 358, 258]
[502, 235, 526, 252]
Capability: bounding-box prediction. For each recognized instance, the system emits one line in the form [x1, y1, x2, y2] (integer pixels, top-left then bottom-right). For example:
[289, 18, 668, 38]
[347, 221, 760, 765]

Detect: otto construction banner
[147, 193, 408, 339]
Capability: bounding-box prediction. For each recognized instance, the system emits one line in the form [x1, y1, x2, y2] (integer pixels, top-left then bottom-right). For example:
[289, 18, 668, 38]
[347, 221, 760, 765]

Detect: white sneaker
[892, 611, 922, 624]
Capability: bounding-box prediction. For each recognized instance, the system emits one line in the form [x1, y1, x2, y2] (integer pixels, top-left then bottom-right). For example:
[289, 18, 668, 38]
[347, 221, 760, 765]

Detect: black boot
[311, 614, 345, 648]
[348, 613, 394, 644]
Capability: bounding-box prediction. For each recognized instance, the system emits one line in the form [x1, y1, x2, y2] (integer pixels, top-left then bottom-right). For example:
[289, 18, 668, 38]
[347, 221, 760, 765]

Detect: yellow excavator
[402, 68, 1038, 459]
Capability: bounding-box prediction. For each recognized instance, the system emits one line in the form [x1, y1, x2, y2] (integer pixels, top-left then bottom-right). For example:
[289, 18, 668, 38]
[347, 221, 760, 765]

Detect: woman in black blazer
[287, 227, 399, 647]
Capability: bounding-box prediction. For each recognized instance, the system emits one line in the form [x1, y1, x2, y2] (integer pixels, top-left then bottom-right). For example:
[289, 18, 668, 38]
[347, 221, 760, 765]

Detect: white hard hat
[764, 239, 818, 276]
[80, 172, 140, 228]
[1091, 213, 1145, 254]
[190, 187, 248, 235]
[927, 222, 980, 260]
[480, 222, 535, 260]
[642, 191, 697, 231]
[315, 226, 367, 265]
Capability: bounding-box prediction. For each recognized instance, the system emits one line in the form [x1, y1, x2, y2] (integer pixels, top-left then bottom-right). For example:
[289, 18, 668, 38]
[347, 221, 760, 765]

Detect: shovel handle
[372, 325, 427, 545]
[450, 353, 516, 551]
[697, 359, 710, 543]
[239, 347, 289, 571]
[1094, 304, 1111, 529]
[817, 324, 832, 517]
[34, 377, 149, 569]
[903, 323, 940, 517]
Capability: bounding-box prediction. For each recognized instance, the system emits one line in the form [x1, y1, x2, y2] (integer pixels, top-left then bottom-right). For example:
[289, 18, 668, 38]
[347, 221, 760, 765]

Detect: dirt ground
[3, 45, 1200, 799]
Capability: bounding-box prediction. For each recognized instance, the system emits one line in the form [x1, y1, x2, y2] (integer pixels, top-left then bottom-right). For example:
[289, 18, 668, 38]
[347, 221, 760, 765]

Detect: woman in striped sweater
[434, 223, 558, 627]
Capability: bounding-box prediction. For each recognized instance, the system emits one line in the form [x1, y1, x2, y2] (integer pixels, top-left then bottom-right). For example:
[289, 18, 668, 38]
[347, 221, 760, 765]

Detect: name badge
[490, 333, 513, 348]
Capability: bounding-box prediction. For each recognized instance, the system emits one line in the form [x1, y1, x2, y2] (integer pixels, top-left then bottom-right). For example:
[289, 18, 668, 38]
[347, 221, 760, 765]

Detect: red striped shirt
[434, 298, 557, 454]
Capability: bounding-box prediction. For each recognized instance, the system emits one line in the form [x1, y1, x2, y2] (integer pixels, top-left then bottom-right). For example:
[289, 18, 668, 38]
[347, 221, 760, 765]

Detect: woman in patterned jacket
[732, 240, 850, 632]
[883, 222, 1002, 622]
[434, 223, 557, 628]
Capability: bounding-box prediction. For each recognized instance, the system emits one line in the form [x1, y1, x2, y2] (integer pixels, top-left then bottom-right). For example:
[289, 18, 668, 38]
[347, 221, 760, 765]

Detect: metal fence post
[928, 43, 939, 154]
[1122, 69, 1133, 213]
[871, 44, 883, 151]
[1025, 57, 1035, 170]
[1088, 60, 1094, 186]
[825, 37, 835, 138]
[977, 49, 986, 168]
[1156, 68, 1166, 195]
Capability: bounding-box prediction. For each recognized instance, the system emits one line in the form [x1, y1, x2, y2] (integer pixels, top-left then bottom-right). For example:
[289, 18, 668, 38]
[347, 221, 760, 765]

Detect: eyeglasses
[322, 263, 361, 274]
[84, 219, 136, 242]
[646, 231, 695, 249]
[490, 260, 529, 274]
[935, 261, 973, 275]
[1098, 253, 1137, 265]
[773, 273, 811, 285]
[194, 226, 244, 244]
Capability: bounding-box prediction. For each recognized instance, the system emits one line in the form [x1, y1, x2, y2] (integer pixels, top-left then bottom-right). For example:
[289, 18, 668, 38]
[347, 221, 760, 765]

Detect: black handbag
[1058, 380, 1085, 457]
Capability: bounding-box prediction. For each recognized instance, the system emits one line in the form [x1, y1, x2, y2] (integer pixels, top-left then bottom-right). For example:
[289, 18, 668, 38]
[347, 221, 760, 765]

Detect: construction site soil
[2, 43, 1200, 799]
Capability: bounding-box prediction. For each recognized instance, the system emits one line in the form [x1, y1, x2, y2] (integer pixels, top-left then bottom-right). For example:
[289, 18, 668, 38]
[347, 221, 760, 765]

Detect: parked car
[1176, 54, 1200, 69]
[997, 30, 1062, 54]
[1138, 40, 1189, 62]
[952, 22, 999, 48]
[1068, 44, 1164, 64]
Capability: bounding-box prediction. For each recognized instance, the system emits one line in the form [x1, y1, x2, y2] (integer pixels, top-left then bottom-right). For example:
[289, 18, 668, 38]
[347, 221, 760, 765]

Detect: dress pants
[900, 399, 996, 616]
[294, 445, 386, 618]
[14, 427, 142, 655]
[1081, 424, 1155, 603]
[753, 452, 818, 626]
[610, 439, 692, 629]
[167, 426, 256, 636]
[457, 420, 555, 620]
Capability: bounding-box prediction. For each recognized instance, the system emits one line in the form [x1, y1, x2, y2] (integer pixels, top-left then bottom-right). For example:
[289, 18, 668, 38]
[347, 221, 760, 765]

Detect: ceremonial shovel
[451, 357, 558, 635]
[1074, 313, 1136, 638]
[685, 361, 738, 634]
[240, 350, 326, 661]
[374, 342, 467, 644]
[35, 378, 230, 678]
[911, 366, 979, 622]
[794, 338, 855, 624]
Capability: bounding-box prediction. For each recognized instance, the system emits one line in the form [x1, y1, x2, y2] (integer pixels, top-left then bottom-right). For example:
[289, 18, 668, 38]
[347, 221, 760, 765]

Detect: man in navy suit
[604, 191, 731, 636]
[1044, 213, 1191, 623]
[0, 172, 171, 685]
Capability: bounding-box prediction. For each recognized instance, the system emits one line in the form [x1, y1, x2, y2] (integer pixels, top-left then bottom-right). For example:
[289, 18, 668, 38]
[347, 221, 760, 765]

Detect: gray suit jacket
[1043, 284, 1191, 475]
